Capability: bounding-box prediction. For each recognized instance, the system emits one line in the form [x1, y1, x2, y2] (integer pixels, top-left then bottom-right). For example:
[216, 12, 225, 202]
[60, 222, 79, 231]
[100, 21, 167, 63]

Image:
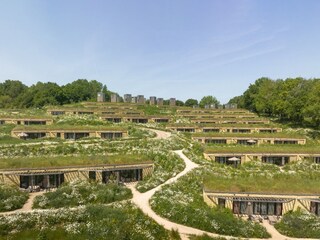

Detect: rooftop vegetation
[203, 172, 320, 194]
[166, 123, 279, 128]
[192, 132, 305, 138]
[12, 124, 127, 131]
[204, 144, 320, 154]
[33, 181, 132, 209]
[0, 154, 151, 169]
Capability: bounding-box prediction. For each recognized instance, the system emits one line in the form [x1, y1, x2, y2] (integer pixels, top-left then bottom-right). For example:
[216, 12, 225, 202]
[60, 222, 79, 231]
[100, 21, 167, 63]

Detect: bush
[150, 168, 270, 238]
[0, 203, 174, 240]
[0, 184, 28, 212]
[33, 181, 132, 209]
[275, 209, 320, 238]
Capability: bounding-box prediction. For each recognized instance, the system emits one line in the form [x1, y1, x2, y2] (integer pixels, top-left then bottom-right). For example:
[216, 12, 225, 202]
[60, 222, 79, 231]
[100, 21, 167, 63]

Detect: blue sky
[1, 0, 320, 103]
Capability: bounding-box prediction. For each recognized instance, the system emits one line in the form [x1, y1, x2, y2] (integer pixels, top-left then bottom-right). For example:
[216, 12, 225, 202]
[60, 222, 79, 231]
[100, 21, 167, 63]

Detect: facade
[169, 98, 176, 106]
[111, 93, 120, 103]
[97, 92, 105, 102]
[124, 94, 132, 103]
[0, 118, 53, 125]
[150, 96, 157, 105]
[131, 96, 138, 103]
[137, 95, 145, 104]
[157, 98, 164, 106]
[204, 190, 320, 217]
[12, 129, 128, 140]
[0, 163, 153, 190]
[193, 136, 306, 145]
[166, 125, 282, 134]
[204, 152, 320, 166]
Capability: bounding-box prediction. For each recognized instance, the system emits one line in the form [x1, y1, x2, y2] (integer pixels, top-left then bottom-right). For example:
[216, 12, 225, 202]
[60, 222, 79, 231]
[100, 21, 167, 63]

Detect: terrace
[0, 118, 53, 125]
[204, 145, 320, 165]
[11, 125, 128, 140]
[203, 174, 320, 216]
[0, 154, 153, 190]
[192, 132, 306, 145]
[166, 123, 282, 133]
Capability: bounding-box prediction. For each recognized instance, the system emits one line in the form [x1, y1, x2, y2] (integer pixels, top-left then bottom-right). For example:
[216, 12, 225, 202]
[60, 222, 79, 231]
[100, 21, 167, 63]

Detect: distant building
[157, 98, 163, 106]
[150, 96, 157, 105]
[137, 95, 145, 104]
[124, 94, 132, 103]
[131, 97, 137, 103]
[97, 92, 105, 102]
[111, 93, 119, 103]
[169, 98, 176, 106]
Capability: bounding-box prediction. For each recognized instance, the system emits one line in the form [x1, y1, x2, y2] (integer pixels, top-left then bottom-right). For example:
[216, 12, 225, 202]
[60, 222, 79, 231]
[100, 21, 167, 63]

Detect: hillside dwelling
[204, 153, 320, 166]
[201, 127, 282, 134]
[0, 163, 153, 191]
[191, 119, 269, 124]
[203, 191, 320, 217]
[166, 126, 197, 132]
[150, 117, 170, 123]
[193, 136, 306, 145]
[11, 129, 128, 140]
[180, 114, 257, 119]
[125, 117, 149, 124]
[49, 110, 65, 115]
[105, 117, 122, 123]
[0, 118, 53, 125]
[47, 109, 96, 115]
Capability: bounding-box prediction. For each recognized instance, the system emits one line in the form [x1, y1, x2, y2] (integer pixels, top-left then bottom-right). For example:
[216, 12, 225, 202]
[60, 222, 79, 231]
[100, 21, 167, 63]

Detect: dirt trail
[0, 191, 45, 215]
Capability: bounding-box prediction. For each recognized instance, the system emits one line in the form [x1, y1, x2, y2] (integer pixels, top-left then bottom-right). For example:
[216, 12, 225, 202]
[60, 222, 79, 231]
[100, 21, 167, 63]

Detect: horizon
[1, 1, 320, 103]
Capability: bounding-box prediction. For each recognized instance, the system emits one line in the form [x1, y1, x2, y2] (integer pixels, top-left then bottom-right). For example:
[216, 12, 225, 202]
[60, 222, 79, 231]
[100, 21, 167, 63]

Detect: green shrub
[150, 168, 270, 238]
[275, 209, 320, 238]
[0, 184, 28, 212]
[33, 181, 132, 209]
[0, 203, 174, 240]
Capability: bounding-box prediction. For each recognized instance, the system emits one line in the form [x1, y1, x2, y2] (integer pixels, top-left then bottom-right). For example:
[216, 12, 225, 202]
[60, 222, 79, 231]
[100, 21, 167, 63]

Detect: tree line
[0, 79, 111, 108]
[0, 79, 220, 109]
[229, 77, 320, 128]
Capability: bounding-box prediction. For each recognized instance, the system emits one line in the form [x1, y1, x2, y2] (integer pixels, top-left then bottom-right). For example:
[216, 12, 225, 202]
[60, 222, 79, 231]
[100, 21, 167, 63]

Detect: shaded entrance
[19, 173, 64, 190]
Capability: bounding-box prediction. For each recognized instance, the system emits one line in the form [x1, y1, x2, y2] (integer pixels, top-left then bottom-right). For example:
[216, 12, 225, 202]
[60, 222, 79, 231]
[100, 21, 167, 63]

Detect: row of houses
[193, 134, 306, 145]
[204, 190, 320, 217]
[0, 118, 53, 125]
[0, 162, 153, 190]
[167, 125, 282, 133]
[204, 152, 320, 166]
[11, 127, 128, 140]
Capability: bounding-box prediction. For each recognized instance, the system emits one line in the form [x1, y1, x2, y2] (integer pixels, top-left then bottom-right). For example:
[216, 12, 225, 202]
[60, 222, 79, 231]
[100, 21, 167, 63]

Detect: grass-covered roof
[203, 173, 320, 194]
[204, 144, 320, 154]
[192, 132, 305, 139]
[12, 125, 127, 131]
[0, 154, 151, 170]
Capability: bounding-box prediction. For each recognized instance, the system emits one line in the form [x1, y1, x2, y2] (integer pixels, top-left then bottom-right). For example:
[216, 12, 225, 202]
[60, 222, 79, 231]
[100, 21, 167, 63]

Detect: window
[218, 198, 225, 207]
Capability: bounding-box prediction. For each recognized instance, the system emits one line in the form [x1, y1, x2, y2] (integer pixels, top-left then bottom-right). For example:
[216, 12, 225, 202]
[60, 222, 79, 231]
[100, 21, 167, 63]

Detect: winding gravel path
[1, 129, 317, 240]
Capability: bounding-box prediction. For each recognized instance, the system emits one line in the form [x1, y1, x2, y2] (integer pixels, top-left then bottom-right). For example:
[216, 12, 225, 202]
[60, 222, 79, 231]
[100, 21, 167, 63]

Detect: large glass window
[253, 202, 279, 215]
